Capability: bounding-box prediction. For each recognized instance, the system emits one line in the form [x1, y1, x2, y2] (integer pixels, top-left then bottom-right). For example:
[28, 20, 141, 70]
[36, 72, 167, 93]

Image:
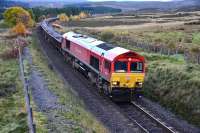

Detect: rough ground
[23, 47, 78, 132]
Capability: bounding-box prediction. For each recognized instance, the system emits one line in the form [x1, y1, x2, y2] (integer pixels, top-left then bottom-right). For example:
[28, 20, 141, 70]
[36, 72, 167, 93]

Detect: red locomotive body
[60, 31, 145, 100]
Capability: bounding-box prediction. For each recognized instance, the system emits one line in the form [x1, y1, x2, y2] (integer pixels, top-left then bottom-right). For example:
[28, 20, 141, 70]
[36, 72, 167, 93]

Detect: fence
[82, 29, 200, 64]
[119, 36, 200, 64]
[18, 47, 36, 133]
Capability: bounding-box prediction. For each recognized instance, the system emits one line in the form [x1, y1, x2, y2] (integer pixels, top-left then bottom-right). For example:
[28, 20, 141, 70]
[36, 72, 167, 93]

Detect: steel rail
[131, 101, 177, 133]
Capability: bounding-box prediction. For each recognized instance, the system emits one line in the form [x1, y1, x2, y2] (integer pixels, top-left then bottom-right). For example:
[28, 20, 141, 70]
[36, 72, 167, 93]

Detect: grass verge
[29, 32, 108, 132]
[0, 39, 28, 133]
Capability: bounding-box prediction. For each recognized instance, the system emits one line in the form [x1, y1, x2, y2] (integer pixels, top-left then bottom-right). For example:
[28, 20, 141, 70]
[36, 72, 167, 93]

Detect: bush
[192, 33, 200, 45]
[100, 31, 114, 42]
[79, 12, 89, 19]
[12, 22, 27, 36]
[70, 15, 80, 21]
[58, 13, 69, 22]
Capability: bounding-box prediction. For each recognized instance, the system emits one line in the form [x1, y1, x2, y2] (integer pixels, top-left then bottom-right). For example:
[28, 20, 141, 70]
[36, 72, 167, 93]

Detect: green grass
[0, 20, 9, 29]
[55, 20, 200, 127]
[142, 32, 184, 45]
[29, 32, 107, 133]
[0, 41, 28, 132]
[91, 29, 200, 127]
[144, 59, 200, 127]
[192, 32, 200, 46]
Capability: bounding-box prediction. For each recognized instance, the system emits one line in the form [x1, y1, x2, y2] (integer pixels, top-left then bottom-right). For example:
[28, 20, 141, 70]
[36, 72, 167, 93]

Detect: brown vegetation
[70, 15, 81, 21]
[0, 37, 29, 60]
[11, 22, 27, 36]
[79, 12, 89, 19]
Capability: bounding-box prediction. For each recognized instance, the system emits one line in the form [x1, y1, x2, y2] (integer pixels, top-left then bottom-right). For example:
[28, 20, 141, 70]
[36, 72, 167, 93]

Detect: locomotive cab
[109, 52, 145, 99]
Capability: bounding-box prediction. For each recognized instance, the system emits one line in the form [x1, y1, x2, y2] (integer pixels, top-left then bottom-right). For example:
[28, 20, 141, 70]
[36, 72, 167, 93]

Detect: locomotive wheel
[96, 77, 103, 94]
[103, 84, 111, 96]
[72, 60, 76, 70]
[97, 85, 104, 95]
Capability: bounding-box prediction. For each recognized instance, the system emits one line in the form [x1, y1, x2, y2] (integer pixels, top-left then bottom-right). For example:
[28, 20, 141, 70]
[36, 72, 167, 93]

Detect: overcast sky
[88, 0, 174, 1]
[20, 0, 176, 2]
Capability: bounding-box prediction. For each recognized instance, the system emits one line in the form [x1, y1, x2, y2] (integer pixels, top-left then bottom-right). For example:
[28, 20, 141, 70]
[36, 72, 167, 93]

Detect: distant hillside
[16, 0, 87, 8]
[68, 0, 198, 12]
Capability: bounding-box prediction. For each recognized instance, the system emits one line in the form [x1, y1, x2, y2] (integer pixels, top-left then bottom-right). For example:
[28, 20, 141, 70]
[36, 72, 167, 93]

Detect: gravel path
[23, 47, 84, 132]
[37, 28, 144, 133]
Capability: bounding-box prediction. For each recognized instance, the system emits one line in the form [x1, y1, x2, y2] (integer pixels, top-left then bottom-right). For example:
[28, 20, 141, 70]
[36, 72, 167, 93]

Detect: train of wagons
[40, 18, 146, 101]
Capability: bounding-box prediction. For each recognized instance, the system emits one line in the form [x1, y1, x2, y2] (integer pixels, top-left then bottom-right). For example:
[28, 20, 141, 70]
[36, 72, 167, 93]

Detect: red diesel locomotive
[60, 31, 146, 100]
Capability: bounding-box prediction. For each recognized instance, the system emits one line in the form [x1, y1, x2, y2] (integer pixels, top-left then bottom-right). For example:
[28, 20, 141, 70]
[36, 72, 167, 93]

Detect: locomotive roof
[63, 32, 134, 61]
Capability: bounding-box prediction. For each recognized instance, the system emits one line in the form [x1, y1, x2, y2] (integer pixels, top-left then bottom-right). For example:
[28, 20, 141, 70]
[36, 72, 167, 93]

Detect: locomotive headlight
[136, 82, 143, 88]
[112, 81, 119, 86]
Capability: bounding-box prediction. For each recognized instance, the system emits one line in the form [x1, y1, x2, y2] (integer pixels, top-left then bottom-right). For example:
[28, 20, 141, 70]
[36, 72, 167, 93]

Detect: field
[0, 25, 107, 132]
[0, 32, 28, 132]
[55, 11, 200, 127]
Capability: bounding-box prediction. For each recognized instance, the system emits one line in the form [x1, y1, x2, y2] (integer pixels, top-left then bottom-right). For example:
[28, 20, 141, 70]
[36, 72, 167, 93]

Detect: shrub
[58, 13, 69, 22]
[0, 47, 19, 60]
[12, 22, 27, 36]
[79, 12, 88, 19]
[70, 15, 81, 21]
[192, 33, 200, 45]
[100, 31, 114, 42]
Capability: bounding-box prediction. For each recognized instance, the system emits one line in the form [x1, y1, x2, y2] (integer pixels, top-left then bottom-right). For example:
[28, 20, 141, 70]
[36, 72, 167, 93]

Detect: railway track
[118, 101, 177, 133]
[38, 18, 200, 133]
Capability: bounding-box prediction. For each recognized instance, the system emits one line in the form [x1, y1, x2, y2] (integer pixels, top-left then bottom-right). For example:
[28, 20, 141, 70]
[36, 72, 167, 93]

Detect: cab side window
[90, 56, 99, 71]
[104, 60, 111, 72]
[66, 39, 70, 49]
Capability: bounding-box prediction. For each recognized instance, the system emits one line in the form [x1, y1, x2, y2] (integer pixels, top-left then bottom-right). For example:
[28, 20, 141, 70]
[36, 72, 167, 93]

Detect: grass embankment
[143, 53, 200, 126]
[29, 32, 107, 132]
[0, 38, 28, 132]
[89, 29, 200, 126]
[55, 19, 200, 127]
[114, 30, 200, 126]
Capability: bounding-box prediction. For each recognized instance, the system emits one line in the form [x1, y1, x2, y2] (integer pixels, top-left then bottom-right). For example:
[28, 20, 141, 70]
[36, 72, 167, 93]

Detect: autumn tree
[3, 6, 34, 27]
[12, 22, 27, 36]
[70, 15, 80, 21]
[79, 12, 88, 19]
[58, 13, 69, 22]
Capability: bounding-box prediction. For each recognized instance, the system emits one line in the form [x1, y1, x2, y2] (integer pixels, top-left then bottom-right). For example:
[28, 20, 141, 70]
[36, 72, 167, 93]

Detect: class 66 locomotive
[60, 31, 146, 101]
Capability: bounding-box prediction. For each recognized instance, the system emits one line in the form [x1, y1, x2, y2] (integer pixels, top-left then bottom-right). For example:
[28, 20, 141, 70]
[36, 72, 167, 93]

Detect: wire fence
[18, 47, 36, 133]
[81, 29, 200, 65]
[118, 36, 200, 64]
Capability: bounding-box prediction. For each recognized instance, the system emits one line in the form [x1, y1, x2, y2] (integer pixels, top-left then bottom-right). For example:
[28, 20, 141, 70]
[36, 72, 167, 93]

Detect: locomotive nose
[111, 73, 145, 88]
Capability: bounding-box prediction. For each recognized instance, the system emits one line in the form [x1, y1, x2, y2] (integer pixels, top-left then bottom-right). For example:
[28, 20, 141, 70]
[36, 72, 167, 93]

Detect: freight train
[40, 18, 146, 101]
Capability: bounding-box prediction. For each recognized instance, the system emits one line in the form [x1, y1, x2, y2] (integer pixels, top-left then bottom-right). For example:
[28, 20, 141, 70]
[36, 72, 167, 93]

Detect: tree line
[32, 6, 121, 22]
